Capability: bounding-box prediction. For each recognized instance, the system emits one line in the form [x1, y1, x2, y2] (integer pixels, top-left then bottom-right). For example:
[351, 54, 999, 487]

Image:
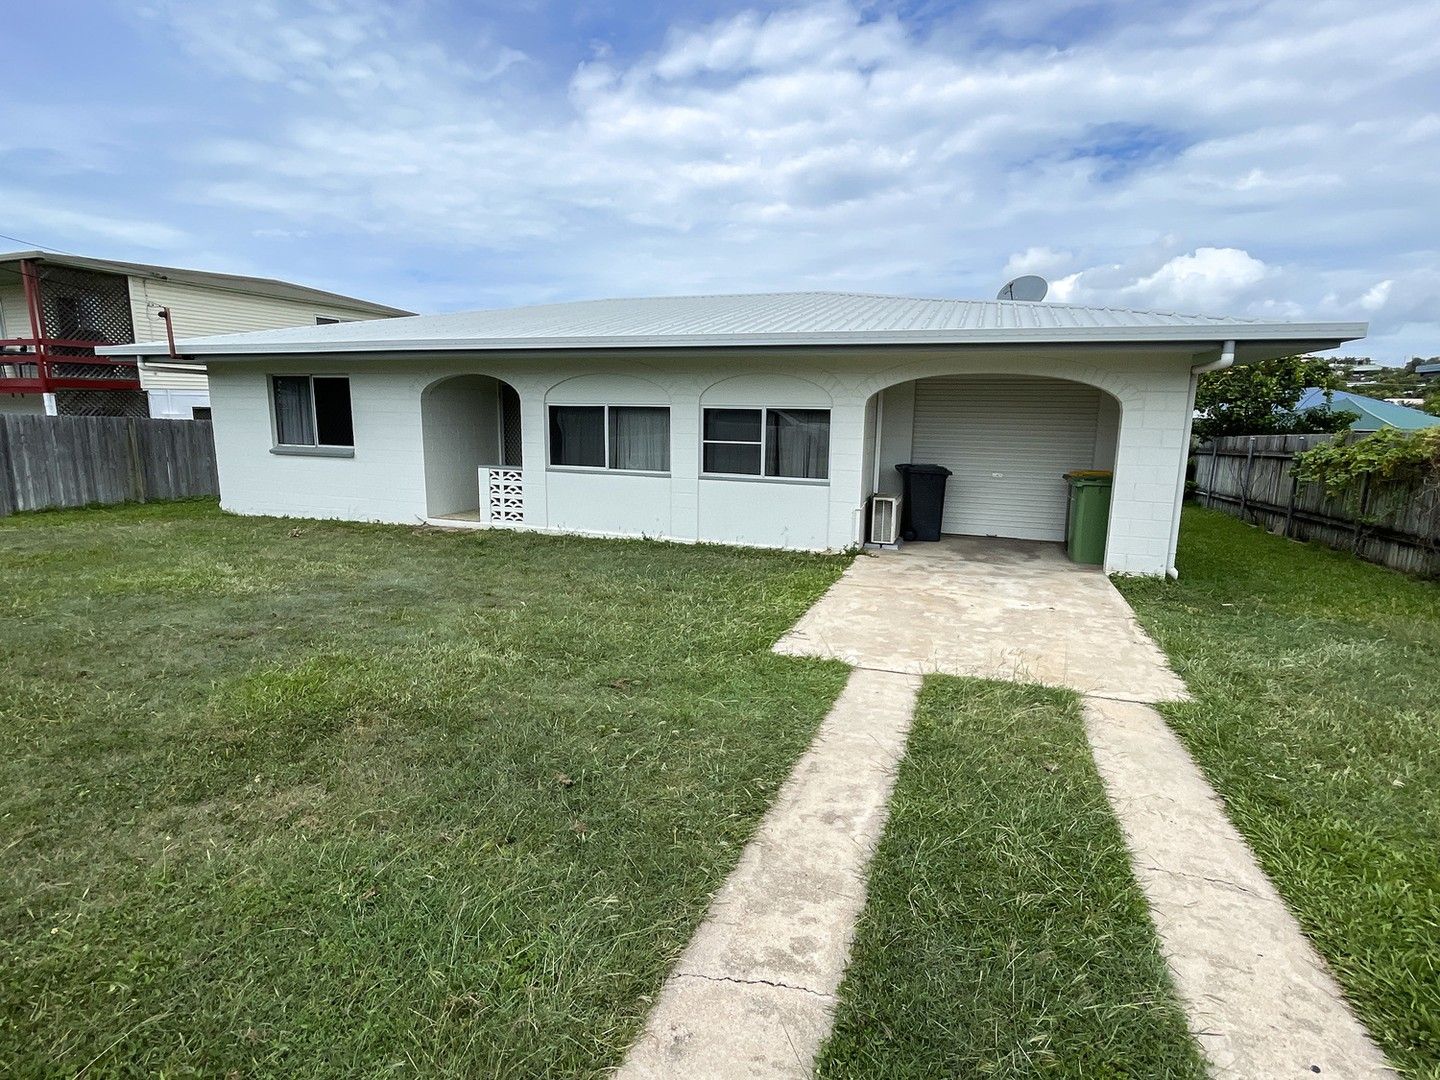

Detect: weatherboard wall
[128, 277, 398, 395]
[0, 284, 29, 339]
[205, 347, 1197, 575]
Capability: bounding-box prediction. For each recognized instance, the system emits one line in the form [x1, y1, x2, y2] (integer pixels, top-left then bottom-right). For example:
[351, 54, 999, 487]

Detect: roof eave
[100, 321, 1368, 359]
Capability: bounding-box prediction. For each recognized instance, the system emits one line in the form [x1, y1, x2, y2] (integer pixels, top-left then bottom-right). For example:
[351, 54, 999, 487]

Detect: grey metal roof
[0, 250, 413, 317]
[99, 290, 1366, 358]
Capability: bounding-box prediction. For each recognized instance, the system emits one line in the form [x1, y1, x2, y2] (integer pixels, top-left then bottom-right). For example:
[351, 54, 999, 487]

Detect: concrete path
[1085, 696, 1396, 1078]
[615, 667, 922, 1079]
[619, 536, 1393, 1078]
[774, 537, 1188, 703]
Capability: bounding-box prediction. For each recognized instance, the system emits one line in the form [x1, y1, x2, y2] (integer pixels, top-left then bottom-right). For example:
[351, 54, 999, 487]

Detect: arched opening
[865, 373, 1122, 546]
[420, 374, 522, 520]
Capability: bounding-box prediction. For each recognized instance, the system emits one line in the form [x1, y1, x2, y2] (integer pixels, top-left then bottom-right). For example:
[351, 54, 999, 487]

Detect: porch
[0, 256, 145, 415]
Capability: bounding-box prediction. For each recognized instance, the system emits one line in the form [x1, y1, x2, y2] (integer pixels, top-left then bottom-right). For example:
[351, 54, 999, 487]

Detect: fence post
[125, 418, 148, 504]
[1238, 437, 1256, 521]
[1282, 475, 1299, 539]
[0, 419, 15, 517]
[1282, 434, 1312, 540]
[1352, 473, 1371, 552]
[1204, 441, 1220, 507]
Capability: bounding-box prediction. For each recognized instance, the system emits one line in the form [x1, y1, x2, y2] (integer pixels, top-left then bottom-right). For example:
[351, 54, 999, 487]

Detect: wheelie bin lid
[896, 463, 953, 476]
[1063, 469, 1113, 486]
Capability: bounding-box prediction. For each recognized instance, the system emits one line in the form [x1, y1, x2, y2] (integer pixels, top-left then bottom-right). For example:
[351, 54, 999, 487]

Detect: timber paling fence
[0, 414, 218, 517]
[1194, 433, 1440, 577]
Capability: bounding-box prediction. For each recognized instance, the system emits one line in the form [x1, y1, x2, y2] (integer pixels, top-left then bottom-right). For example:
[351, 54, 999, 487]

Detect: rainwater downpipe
[1165, 340, 1235, 578]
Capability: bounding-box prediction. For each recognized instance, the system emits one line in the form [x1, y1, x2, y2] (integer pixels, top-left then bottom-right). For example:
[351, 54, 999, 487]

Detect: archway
[420, 374, 522, 519]
[866, 373, 1123, 545]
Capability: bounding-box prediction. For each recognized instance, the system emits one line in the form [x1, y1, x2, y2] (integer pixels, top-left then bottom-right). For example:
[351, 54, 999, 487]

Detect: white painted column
[1104, 378, 1192, 576]
[826, 400, 868, 549]
[513, 380, 550, 530]
[669, 383, 702, 542]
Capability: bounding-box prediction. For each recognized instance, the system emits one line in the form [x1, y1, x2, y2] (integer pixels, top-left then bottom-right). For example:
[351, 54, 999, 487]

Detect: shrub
[1291, 427, 1440, 496]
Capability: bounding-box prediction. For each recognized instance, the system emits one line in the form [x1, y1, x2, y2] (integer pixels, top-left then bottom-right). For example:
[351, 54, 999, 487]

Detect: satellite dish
[997, 274, 1048, 301]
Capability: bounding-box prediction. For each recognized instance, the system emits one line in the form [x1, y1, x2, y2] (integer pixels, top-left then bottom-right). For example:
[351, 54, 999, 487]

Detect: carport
[870, 373, 1120, 546]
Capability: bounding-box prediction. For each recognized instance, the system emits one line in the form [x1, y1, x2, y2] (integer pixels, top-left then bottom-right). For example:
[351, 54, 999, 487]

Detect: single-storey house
[1295, 387, 1439, 432]
[101, 292, 1365, 576]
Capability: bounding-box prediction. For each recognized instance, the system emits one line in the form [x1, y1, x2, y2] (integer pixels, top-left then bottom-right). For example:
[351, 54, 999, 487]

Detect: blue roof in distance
[1297, 387, 1440, 431]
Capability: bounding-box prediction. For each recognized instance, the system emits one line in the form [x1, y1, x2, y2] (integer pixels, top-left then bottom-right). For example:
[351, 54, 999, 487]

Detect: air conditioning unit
[868, 494, 901, 546]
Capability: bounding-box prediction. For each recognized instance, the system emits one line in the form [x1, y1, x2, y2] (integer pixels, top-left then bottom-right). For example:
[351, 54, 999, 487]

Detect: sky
[4, 0, 1438, 362]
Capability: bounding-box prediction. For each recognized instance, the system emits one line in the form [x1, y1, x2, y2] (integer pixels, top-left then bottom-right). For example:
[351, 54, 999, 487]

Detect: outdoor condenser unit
[868, 494, 901, 546]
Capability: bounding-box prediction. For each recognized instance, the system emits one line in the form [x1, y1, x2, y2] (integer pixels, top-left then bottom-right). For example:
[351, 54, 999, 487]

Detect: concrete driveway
[774, 536, 1188, 703]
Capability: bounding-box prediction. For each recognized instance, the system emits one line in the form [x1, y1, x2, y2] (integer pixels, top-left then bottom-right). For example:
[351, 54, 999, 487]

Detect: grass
[1116, 506, 1440, 1078]
[0, 500, 851, 1078]
[816, 678, 1206, 1079]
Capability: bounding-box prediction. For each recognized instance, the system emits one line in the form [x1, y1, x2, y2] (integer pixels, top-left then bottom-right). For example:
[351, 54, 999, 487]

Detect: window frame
[545, 402, 671, 476]
[269, 374, 355, 456]
[700, 405, 831, 483]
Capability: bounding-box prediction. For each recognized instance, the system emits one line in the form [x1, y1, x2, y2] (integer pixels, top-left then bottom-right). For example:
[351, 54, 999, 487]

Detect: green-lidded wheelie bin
[1063, 470, 1113, 565]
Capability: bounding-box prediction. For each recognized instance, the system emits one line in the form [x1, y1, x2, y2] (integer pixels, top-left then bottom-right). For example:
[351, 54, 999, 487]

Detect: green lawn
[1117, 507, 1440, 1078]
[817, 678, 1206, 1079]
[0, 500, 850, 1078]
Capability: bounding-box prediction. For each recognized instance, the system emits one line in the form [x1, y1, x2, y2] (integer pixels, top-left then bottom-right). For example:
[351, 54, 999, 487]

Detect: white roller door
[911, 376, 1102, 541]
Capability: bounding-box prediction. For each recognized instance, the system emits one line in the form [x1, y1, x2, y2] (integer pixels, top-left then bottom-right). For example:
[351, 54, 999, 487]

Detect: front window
[272, 375, 353, 447]
[549, 405, 670, 472]
[703, 407, 829, 480]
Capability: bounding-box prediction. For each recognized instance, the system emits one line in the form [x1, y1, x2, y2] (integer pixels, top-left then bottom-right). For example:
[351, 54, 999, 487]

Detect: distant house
[104, 291, 1364, 576]
[1416, 361, 1440, 380]
[0, 252, 410, 419]
[1296, 387, 1440, 432]
[1338, 361, 1383, 385]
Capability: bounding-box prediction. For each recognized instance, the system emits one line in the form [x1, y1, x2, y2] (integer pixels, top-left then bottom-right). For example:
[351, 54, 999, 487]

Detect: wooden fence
[1193, 433, 1440, 576]
[0, 414, 218, 517]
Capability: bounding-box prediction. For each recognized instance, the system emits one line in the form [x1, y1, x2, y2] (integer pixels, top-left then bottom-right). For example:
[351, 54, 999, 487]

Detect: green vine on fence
[1291, 427, 1440, 496]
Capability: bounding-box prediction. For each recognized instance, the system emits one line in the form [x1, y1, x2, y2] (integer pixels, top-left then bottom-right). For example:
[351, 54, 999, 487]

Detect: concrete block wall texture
[206, 346, 1198, 575]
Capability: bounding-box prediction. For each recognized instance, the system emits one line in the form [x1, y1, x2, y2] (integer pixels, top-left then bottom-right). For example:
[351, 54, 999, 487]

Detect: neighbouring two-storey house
[0, 252, 410, 419]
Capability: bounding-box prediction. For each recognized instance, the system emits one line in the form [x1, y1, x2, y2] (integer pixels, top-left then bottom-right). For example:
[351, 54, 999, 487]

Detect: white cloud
[1359, 280, 1393, 312]
[1121, 247, 1270, 312]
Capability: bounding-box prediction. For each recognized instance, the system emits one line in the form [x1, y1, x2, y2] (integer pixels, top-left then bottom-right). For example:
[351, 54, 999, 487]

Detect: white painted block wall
[206, 346, 1198, 575]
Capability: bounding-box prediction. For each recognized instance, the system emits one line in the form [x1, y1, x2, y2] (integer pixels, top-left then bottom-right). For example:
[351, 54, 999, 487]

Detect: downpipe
[1166, 340, 1235, 578]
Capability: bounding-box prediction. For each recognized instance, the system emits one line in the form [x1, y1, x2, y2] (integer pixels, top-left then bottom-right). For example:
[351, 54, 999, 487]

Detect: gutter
[97, 322, 1369, 359]
[1166, 340, 1235, 578]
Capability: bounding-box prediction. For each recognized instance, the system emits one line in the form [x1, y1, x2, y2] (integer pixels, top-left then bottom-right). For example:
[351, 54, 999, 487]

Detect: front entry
[910, 375, 1113, 542]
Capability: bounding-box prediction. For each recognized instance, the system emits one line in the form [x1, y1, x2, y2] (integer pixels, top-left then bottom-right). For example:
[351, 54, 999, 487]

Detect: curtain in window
[274, 376, 315, 445]
[766, 409, 830, 479]
[550, 406, 605, 467]
[609, 407, 670, 471]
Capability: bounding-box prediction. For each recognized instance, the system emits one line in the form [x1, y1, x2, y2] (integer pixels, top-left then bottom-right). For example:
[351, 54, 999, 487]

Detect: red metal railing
[0, 339, 141, 393]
